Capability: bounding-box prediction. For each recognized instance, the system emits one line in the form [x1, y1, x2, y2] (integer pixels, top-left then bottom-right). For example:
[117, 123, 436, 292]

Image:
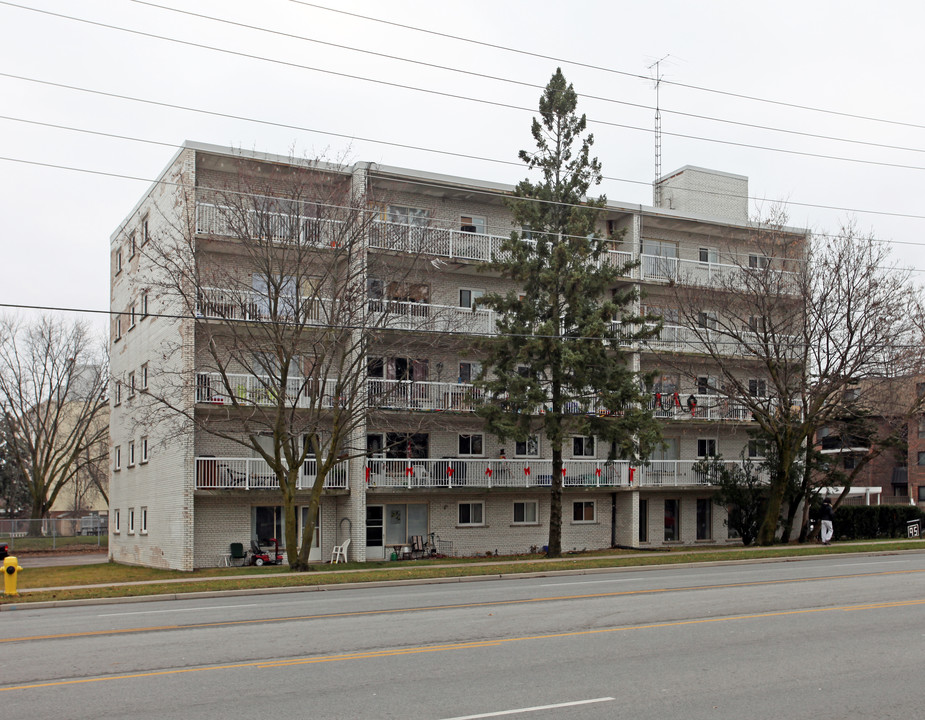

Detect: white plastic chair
[331, 537, 350, 564]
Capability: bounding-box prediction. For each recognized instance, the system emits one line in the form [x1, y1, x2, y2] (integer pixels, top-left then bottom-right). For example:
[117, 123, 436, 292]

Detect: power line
[288, 0, 925, 132]
[4, 4, 925, 173]
[5, 75, 925, 230]
[126, 0, 925, 157]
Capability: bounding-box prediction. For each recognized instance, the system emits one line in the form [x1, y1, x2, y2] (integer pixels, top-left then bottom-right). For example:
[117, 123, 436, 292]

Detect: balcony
[196, 288, 499, 335]
[196, 203, 342, 245]
[640, 254, 797, 290]
[195, 457, 348, 490]
[365, 458, 744, 489]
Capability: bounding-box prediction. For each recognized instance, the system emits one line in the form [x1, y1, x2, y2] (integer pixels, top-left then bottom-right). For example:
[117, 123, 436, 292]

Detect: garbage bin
[907, 519, 921, 539]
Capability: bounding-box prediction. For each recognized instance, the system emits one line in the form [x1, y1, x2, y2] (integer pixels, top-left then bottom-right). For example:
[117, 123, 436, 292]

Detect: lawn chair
[410, 535, 426, 559]
[229, 542, 248, 566]
[331, 537, 350, 564]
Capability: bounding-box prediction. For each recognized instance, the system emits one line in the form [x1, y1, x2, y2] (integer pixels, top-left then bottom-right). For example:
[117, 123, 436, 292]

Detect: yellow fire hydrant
[3, 556, 23, 596]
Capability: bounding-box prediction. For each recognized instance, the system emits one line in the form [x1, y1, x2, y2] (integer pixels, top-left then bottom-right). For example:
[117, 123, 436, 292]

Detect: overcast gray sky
[2, 0, 924, 332]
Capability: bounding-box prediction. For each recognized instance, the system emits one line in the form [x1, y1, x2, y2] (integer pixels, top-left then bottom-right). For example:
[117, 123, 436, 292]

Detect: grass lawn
[4, 539, 924, 606]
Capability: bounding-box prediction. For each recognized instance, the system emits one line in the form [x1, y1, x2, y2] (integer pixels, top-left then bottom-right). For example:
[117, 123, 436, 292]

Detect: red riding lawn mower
[249, 538, 283, 566]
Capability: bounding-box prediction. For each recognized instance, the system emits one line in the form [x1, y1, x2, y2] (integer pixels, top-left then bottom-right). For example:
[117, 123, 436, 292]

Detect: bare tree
[138, 155, 446, 570]
[0, 315, 109, 522]
[666, 219, 925, 545]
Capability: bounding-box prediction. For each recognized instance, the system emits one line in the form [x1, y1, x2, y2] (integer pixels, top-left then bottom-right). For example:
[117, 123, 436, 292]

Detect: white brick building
[109, 142, 806, 570]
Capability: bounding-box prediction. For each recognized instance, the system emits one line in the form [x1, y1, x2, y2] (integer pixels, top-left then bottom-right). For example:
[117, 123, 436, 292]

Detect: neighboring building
[109, 142, 808, 570]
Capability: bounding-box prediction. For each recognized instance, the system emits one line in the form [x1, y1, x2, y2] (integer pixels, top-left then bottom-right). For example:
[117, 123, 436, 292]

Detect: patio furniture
[331, 537, 351, 564]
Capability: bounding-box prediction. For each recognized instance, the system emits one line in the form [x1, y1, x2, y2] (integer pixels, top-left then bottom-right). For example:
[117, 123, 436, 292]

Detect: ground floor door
[366, 505, 385, 560]
[299, 505, 322, 563]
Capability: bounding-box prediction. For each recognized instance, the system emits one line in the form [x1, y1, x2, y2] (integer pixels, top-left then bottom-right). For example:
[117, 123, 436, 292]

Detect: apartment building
[109, 142, 807, 570]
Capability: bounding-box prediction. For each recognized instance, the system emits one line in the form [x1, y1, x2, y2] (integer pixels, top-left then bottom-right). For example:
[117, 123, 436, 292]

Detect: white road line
[98, 603, 263, 617]
[439, 697, 614, 719]
[827, 561, 909, 567]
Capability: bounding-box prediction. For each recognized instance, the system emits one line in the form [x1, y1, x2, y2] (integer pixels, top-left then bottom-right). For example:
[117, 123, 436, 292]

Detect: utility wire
[127, 0, 925, 157]
[3, 3, 925, 172]
[289, 0, 925, 132]
[5, 79, 925, 230]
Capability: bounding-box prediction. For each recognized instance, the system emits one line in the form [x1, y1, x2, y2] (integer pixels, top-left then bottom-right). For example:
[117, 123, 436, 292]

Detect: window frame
[113, 509, 121, 534]
[458, 288, 485, 310]
[113, 445, 121, 471]
[458, 433, 484, 457]
[697, 438, 717, 458]
[457, 501, 485, 527]
[572, 500, 596, 523]
[515, 435, 540, 458]
[696, 498, 712, 540]
[140, 436, 149, 464]
[459, 214, 486, 234]
[513, 500, 539, 525]
[140, 506, 148, 535]
[572, 436, 595, 457]
[128, 507, 135, 535]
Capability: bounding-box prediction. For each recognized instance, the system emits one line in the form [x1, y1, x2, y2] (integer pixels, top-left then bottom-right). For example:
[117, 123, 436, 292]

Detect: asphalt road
[3, 553, 924, 719]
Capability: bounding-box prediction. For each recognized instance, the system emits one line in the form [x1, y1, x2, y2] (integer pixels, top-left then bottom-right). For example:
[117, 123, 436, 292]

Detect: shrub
[832, 504, 924, 540]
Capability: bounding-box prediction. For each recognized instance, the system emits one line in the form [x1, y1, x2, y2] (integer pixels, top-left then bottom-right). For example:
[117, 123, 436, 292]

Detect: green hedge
[832, 504, 925, 540]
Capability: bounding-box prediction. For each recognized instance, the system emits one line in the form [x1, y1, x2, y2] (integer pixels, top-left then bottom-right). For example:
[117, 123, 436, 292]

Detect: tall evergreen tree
[477, 69, 660, 557]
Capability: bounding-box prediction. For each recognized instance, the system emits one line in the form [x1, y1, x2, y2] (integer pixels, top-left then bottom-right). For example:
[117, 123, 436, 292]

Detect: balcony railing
[640, 254, 797, 290]
[196, 288, 500, 334]
[195, 457, 348, 490]
[196, 203, 342, 245]
[366, 458, 747, 489]
[196, 373, 787, 422]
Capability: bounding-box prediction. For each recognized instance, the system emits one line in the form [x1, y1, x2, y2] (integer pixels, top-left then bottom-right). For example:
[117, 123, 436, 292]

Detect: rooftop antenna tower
[648, 55, 669, 207]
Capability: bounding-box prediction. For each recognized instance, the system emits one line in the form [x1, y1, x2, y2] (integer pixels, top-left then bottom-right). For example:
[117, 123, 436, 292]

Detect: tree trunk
[547, 445, 563, 557]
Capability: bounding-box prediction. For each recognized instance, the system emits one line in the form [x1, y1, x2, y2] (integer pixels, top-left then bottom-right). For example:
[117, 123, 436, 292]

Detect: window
[458, 434, 484, 456]
[140, 436, 149, 463]
[128, 508, 135, 535]
[128, 372, 136, 397]
[129, 232, 137, 257]
[114, 445, 121, 471]
[141, 290, 149, 318]
[115, 314, 122, 340]
[129, 305, 137, 329]
[699, 247, 718, 264]
[140, 363, 148, 390]
[141, 217, 149, 246]
[919, 486, 925, 502]
[697, 311, 717, 330]
[572, 501, 596, 523]
[573, 436, 595, 457]
[844, 455, 857, 470]
[747, 439, 766, 459]
[513, 501, 538, 524]
[918, 451, 925, 466]
[113, 509, 120, 534]
[114, 381, 122, 406]
[748, 378, 767, 397]
[917, 382, 925, 398]
[697, 438, 717, 458]
[388, 205, 428, 226]
[515, 435, 539, 457]
[127, 441, 135, 467]
[749, 254, 769, 269]
[697, 376, 718, 395]
[638, 499, 648, 543]
[115, 249, 123, 275]
[747, 316, 766, 333]
[140, 507, 148, 535]
[459, 288, 485, 309]
[919, 417, 925, 439]
[696, 498, 712, 540]
[460, 215, 486, 233]
[458, 361, 481, 383]
[458, 502, 484, 526]
[664, 499, 680, 541]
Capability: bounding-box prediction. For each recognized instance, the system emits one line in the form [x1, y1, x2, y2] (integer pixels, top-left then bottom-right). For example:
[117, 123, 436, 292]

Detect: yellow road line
[3, 567, 923, 645]
[4, 596, 925, 693]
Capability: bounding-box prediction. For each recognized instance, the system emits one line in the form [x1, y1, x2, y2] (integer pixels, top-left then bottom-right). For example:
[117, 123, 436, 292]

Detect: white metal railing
[365, 458, 757, 488]
[196, 373, 793, 422]
[366, 458, 630, 489]
[196, 287, 331, 323]
[368, 299, 499, 334]
[196, 203, 342, 245]
[196, 373, 341, 409]
[195, 457, 348, 489]
[369, 220, 509, 262]
[640, 253, 798, 290]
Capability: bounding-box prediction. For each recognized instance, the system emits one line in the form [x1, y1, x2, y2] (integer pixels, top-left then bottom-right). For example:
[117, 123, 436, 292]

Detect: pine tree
[477, 69, 660, 557]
